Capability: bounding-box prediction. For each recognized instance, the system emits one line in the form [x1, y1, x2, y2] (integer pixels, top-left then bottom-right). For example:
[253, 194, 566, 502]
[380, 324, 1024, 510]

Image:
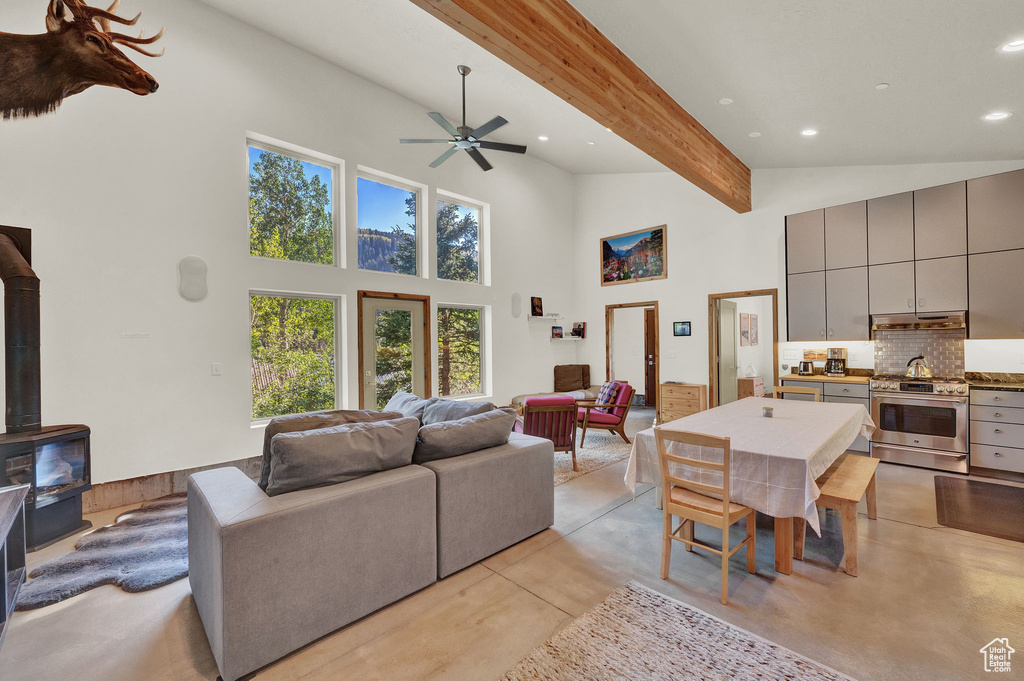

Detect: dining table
[625, 396, 876, 574]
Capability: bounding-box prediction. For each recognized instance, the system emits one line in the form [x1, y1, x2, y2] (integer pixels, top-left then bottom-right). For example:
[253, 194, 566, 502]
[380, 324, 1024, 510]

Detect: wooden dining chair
[773, 386, 821, 401]
[654, 427, 756, 605]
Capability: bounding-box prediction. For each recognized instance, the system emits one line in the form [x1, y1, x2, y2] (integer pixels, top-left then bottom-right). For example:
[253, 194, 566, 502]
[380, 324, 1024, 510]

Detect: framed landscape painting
[600, 225, 667, 286]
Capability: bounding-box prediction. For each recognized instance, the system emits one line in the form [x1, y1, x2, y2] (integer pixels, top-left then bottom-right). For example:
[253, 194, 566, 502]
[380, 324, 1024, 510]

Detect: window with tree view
[357, 177, 417, 275]
[251, 295, 336, 419]
[249, 145, 335, 265]
[438, 306, 482, 396]
[437, 198, 480, 283]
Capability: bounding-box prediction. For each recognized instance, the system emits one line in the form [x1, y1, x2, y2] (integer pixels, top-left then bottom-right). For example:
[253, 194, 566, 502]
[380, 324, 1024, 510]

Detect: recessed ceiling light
[875, 83, 890, 90]
[538, 135, 549, 141]
[748, 132, 762, 138]
[587, 141, 596, 145]
[605, 127, 613, 132]
[801, 128, 819, 136]
[718, 98, 733, 105]
[982, 111, 1012, 121]
[1000, 39, 1024, 53]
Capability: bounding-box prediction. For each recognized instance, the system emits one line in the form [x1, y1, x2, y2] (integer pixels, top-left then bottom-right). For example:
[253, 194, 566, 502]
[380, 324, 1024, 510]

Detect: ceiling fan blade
[429, 146, 460, 168]
[468, 116, 508, 140]
[400, 139, 455, 144]
[466, 147, 493, 171]
[428, 112, 461, 138]
[476, 141, 527, 154]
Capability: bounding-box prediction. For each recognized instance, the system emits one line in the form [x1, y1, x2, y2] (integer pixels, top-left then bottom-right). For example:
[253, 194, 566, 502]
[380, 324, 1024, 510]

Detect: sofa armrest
[188, 465, 437, 681]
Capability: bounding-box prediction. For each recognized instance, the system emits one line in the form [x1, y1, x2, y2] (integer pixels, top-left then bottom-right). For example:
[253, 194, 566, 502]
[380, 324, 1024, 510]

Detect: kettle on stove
[906, 355, 932, 379]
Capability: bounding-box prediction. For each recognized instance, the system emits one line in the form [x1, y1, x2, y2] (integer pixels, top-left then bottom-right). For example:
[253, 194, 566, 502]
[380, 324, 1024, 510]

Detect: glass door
[359, 293, 429, 409]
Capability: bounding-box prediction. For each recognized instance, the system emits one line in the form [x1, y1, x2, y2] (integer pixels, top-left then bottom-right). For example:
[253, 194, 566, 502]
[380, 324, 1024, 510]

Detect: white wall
[573, 160, 1024, 387]
[610, 306, 645, 390]
[732, 296, 773, 380]
[0, 0, 577, 483]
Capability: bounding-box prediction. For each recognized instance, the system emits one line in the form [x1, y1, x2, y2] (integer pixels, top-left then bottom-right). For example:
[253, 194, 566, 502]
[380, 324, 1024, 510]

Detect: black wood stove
[0, 226, 91, 550]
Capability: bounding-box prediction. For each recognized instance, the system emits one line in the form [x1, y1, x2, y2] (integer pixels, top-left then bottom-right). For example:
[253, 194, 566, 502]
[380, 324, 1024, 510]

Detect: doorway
[708, 289, 779, 407]
[358, 291, 431, 410]
[605, 301, 659, 409]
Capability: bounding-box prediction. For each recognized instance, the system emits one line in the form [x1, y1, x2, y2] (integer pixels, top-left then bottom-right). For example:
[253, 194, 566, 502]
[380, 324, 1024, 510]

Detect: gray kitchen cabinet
[869, 261, 916, 314]
[826, 267, 869, 340]
[786, 209, 825, 274]
[969, 249, 1024, 339]
[968, 169, 1024, 254]
[787, 272, 826, 341]
[867, 192, 914, 264]
[915, 256, 967, 312]
[914, 181, 966, 260]
[824, 201, 867, 270]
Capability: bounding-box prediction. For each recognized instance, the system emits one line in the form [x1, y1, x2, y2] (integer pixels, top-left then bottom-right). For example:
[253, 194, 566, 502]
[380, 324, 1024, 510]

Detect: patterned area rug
[500, 581, 857, 681]
[554, 432, 632, 487]
[16, 494, 188, 610]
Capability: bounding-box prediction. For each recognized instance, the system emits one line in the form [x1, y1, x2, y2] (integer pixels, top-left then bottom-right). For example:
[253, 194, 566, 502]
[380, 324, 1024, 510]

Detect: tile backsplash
[873, 328, 966, 377]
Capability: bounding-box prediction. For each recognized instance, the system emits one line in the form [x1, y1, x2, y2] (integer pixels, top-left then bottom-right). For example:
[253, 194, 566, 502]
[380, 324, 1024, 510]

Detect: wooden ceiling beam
[409, 0, 752, 213]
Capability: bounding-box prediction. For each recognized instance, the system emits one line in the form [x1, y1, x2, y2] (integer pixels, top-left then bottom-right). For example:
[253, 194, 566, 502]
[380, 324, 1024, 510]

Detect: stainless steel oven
[869, 377, 969, 473]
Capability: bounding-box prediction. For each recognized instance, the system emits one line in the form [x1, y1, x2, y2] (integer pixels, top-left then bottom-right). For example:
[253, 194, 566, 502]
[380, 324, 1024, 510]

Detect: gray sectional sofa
[188, 424, 553, 681]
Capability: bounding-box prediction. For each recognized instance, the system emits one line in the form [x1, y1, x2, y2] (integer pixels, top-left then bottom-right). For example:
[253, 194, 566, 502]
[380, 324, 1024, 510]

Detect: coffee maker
[825, 348, 848, 377]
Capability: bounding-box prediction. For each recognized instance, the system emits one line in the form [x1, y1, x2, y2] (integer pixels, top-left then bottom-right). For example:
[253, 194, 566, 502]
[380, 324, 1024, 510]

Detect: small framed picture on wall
[551, 326, 564, 339]
[673, 321, 691, 336]
[530, 297, 544, 317]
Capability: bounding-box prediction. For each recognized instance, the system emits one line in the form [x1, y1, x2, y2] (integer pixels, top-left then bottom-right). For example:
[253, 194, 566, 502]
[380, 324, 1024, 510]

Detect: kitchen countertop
[780, 373, 870, 385]
[966, 372, 1024, 392]
[967, 381, 1024, 392]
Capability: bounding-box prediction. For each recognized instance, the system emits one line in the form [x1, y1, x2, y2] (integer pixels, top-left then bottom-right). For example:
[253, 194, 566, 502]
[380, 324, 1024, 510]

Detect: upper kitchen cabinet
[914, 182, 967, 260]
[869, 261, 916, 314]
[969, 249, 1024, 339]
[968, 169, 1024, 254]
[826, 267, 869, 341]
[867, 192, 914, 264]
[787, 271, 826, 341]
[824, 201, 867, 270]
[786, 209, 825, 273]
[915, 256, 967, 312]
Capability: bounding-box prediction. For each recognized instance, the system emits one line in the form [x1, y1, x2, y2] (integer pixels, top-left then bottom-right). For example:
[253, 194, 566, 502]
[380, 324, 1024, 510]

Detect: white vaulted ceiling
[196, 0, 1024, 174]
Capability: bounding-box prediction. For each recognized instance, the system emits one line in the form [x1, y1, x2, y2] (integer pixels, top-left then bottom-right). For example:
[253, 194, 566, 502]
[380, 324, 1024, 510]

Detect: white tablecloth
[625, 397, 875, 535]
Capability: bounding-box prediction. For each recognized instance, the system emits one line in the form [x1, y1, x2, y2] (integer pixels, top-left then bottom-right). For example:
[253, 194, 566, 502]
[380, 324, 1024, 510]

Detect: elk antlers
[56, 0, 165, 57]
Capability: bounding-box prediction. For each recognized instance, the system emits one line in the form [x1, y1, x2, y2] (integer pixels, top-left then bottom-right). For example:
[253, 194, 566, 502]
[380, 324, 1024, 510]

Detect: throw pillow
[384, 391, 438, 422]
[413, 408, 518, 464]
[421, 398, 496, 425]
[553, 364, 584, 392]
[259, 409, 403, 491]
[266, 416, 420, 497]
[594, 381, 619, 414]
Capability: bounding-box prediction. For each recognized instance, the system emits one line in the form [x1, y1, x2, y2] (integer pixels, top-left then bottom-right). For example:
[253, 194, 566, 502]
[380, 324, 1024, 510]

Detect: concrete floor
[2, 409, 1023, 681]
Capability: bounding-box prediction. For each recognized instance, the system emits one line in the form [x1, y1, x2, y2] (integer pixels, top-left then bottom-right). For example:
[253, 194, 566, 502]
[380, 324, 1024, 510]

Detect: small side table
[0, 484, 29, 652]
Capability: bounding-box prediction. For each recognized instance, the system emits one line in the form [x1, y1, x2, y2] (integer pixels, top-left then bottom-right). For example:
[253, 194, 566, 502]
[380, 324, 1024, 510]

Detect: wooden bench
[794, 453, 878, 576]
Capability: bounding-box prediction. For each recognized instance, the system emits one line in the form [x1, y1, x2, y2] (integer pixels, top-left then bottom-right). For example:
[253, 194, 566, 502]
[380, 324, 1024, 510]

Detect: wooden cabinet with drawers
[737, 377, 764, 399]
[658, 383, 707, 424]
[969, 389, 1024, 475]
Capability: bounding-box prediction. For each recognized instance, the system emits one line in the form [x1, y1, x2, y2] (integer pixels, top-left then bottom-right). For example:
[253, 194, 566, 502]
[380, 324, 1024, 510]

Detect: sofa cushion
[413, 408, 518, 464]
[422, 398, 496, 425]
[266, 416, 420, 496]
[553, 364, 584, 392]
[259, 409, 403, 490]
[383, 391, 438, 422]
[577, 407, 621, 425]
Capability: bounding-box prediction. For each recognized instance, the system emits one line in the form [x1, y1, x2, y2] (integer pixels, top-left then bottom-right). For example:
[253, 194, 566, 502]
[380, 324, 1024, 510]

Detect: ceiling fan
[400, 65, 527, 171]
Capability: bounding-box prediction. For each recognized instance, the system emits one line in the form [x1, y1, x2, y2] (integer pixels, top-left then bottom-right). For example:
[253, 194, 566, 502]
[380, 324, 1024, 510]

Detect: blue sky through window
[358, 177, 417, 235]
[247, 146, 334, 207]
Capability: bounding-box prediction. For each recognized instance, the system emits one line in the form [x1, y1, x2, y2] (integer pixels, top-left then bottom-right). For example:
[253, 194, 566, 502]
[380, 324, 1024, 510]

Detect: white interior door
[361, 297, 426, 409]
[718, 300, 739, 405]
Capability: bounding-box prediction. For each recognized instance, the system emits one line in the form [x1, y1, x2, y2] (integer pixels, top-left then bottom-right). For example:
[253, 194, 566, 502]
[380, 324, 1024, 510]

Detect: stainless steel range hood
[870, 311, 966, 336]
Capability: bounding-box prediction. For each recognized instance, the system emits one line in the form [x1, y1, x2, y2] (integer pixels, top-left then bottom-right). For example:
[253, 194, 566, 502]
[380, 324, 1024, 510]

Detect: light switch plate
[783, 349, 800, 360]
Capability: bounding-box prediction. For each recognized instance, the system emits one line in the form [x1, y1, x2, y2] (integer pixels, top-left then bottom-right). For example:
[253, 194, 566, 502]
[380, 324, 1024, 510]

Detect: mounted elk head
[0, 0, 164, 119]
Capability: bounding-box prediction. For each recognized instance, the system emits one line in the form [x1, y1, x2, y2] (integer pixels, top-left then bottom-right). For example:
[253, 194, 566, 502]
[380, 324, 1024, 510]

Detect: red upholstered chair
[514, 395, 579, 470]
[576, 381, 635, 447]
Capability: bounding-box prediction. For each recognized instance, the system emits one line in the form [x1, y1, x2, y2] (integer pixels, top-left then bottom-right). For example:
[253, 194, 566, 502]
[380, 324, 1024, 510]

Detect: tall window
[436, 198, 480, 283]
[248, 145, 336, 265]
[251, 294, 336, 418]
[357, 176, 418, 275]
[437, 306, 482, 396]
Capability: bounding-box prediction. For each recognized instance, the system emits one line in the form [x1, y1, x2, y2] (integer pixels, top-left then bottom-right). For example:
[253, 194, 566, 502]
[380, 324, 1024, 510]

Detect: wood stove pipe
[0, 232, 40, 433]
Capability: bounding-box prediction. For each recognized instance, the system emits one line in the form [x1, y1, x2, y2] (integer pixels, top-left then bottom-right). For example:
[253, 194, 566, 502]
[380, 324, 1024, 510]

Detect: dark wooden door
[644, 308, 656, 406]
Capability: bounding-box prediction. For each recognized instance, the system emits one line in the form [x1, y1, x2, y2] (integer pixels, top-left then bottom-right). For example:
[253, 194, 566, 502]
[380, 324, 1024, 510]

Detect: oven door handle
[871, 443, 968, 460]
[872, 395, 967, 406]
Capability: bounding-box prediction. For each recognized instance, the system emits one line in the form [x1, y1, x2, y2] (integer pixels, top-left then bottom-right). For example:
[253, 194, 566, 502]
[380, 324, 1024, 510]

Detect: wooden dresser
[658, 383, 708, 424]
[737, 376, 765, 399]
